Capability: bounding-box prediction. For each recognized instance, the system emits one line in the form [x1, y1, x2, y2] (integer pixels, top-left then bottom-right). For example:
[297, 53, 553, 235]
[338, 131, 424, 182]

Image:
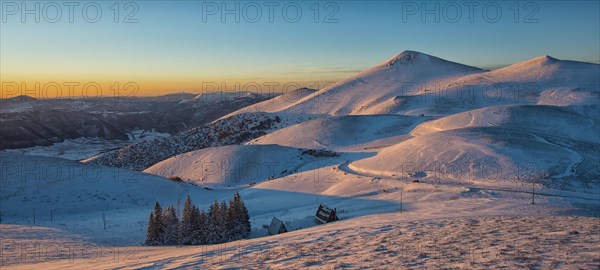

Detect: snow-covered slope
[144, 144, 336, 187]
[247, 114, 430, 151]
[5, 215, 597, 269]
[463, 55, 600, 112]
[0, 152, 204, 244]
[220, 88, 317, 117]
[350, 129, 573, 183]
[410, 104, 598, 142]
[349, 104, 600, 189]
[484, 55, 598, 86]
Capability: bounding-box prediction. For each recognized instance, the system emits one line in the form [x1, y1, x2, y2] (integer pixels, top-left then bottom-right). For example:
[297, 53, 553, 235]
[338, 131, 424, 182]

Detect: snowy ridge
[220, 88, 317, 118]
[222, 51, 599, 118]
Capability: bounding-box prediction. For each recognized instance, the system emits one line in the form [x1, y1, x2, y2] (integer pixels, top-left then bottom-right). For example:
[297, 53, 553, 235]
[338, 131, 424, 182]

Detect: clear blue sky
[1, 1, 599, 95]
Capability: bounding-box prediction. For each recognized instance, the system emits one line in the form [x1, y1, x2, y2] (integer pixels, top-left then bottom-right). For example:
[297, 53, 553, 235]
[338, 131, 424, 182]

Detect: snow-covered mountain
[272, 50, 487, 116]
[2, 50, 599, 268]
[221, 51, 598, 118]
[90, 51, 599, 182]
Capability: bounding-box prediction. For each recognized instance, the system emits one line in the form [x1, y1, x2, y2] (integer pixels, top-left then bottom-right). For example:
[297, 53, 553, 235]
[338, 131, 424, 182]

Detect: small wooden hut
[315, 204, 338, 224]
[268, 217, 288, 235]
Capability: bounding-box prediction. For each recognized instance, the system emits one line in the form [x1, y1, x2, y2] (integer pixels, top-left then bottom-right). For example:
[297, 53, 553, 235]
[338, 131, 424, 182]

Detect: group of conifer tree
[145, 192, 251, 245]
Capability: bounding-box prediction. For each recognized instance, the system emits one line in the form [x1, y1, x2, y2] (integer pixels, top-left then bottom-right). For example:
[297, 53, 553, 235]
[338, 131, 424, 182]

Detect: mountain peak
[379, 50, 483, 73]
[493, 55, 560, 73]
[532, 55, 558, 63]
[384, 50, 432, 66]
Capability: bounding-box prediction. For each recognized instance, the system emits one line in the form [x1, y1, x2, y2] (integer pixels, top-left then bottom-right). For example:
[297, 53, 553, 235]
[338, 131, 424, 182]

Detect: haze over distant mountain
[0, 92, 272, 150]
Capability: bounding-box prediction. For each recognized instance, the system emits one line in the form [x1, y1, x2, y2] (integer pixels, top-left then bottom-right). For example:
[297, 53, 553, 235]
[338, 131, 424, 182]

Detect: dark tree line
[146, 192, 251, 245]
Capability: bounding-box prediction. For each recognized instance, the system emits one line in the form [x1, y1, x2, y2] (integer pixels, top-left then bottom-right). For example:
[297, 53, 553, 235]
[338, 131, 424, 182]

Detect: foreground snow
[2, 215, 598, 269]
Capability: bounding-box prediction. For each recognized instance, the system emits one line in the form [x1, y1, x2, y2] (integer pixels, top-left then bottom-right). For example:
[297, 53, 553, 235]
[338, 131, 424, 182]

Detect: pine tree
[219, 200, 229, 243]
[221, 192, 251, 242]
[162, 205, 179, 245]
[150, 194, 251, 246]
[206, 200, 222, 244]
[225, 200, 237, 242]
[153, 201, 165, 244]
[233, 192, 251, 238]
[197, 209, 209, 244]
[145, 201, 165, 245]
[145, 212, 157, 245]
[180, 195, 195, 245]
[190, 206, 202, 245]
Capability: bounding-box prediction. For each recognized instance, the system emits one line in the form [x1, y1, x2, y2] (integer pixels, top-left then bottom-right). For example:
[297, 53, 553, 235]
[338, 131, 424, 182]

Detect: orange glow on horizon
[0, 77, 345, 99]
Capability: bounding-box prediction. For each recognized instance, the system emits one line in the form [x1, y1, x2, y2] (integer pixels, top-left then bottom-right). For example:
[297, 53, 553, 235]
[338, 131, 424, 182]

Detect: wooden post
[33, 208, 36, 225]
[50, 209, 53, 223]
[102, 210, 106, 230]
[531, 186, 535, 205]
[400, 187, 403, 213]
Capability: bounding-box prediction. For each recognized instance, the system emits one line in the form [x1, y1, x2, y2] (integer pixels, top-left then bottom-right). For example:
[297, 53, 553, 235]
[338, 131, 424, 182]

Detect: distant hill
[0, 93, 271, 150]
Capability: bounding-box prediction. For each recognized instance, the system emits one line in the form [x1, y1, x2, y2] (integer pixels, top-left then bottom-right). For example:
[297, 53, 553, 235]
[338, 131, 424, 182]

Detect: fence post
[400, 187, 403, 213]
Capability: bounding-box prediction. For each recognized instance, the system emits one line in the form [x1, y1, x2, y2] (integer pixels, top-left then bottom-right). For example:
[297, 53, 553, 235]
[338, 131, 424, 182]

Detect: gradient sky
[1, 1, 599, 97]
